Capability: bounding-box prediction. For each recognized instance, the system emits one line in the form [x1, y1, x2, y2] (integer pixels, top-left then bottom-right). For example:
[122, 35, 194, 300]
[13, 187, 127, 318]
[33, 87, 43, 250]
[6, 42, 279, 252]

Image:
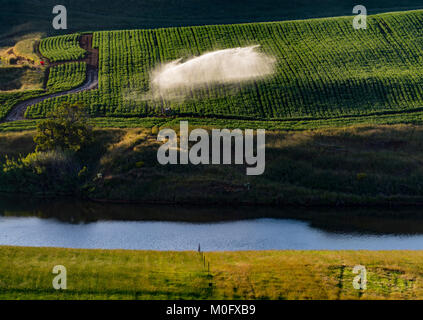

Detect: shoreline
[3, 193, 423, 236]
[5, 189, 423, 209]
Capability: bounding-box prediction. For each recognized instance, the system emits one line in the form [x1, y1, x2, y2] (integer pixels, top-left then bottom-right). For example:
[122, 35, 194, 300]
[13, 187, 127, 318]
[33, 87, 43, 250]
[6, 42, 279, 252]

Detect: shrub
[34, 102, 93, 152]
[151, 126, 159, 135]
[0, 150, 81, 193]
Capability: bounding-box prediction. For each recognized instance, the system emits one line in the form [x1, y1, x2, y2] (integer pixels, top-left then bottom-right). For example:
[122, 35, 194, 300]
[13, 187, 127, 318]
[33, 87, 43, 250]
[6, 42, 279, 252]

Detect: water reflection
[1, 194, 423, 235]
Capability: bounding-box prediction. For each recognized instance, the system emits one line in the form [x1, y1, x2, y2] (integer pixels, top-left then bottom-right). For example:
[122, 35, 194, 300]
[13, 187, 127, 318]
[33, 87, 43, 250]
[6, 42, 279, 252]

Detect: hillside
[2, 0, 423, 46]
[2, 124, 423, 206]
[13, 10, 423, 127]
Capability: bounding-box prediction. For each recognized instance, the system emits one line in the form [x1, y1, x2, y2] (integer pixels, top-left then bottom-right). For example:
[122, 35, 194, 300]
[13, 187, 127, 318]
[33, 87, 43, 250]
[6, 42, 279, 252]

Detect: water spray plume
[149, 45, 276, 101]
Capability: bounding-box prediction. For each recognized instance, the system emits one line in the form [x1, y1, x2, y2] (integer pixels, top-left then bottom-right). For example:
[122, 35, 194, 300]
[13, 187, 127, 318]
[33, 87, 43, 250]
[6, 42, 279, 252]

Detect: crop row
[46, 62, 87, 92]
[39, 34, 86, 62]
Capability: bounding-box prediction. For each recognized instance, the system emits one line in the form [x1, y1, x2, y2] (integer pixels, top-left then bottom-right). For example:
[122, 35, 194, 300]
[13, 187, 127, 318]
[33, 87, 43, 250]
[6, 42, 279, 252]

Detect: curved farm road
[3, 34, 99, 122]
[5, 70, 98, 121]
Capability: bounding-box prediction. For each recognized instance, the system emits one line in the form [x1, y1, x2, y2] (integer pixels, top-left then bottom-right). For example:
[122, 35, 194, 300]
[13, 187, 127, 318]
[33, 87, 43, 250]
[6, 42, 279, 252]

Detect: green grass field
[1, 246, 422, 300]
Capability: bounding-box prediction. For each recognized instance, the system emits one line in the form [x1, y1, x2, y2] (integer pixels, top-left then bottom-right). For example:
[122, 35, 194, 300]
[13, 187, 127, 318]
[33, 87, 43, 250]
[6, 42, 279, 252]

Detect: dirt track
[2, 34, 99, 122]
[4, 69, 98, 121]
[79, 34, 98, 68]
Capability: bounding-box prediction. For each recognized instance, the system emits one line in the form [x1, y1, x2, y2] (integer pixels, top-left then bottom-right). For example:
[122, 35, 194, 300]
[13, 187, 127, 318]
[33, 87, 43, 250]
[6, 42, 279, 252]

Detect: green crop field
[39, 34, 86, 62]
[18, 10, 423, 127]
[46, 62, 86, 92]
[4, 7, 423, 129]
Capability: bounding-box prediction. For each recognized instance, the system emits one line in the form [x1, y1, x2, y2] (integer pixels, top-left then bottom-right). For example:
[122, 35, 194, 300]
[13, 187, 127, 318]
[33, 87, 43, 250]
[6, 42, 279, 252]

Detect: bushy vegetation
[1, 150, 82, 193]
[1, 246, 422, 299]
[0, 103, 93, 194]
[2, 123, 423, 204]
[81, 124, 423, 205]
[39, 34, 85, 62]
[34, 102, 93, 152]
[0, 67, 44, 91]
[24, 10, 423, 124]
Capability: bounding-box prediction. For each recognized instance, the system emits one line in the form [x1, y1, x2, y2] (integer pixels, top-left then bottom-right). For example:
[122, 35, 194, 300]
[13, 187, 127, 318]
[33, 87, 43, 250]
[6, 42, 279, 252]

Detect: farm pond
[1, 195, 423, 251]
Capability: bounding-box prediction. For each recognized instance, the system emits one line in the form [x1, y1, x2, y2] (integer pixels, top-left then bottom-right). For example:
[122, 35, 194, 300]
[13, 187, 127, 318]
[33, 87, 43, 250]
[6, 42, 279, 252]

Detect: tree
[34, 102, 93, 152]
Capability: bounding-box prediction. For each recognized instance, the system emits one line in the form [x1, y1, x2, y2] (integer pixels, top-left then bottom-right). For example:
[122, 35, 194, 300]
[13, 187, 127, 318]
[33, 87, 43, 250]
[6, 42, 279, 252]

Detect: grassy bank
[5, 108, 423, 132]
[2, 124, 423, 205]
[0, 246, 422, 300]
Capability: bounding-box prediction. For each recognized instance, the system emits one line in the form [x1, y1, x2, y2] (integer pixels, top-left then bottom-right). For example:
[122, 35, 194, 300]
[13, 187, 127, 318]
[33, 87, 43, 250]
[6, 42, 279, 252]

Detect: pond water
[1, 195, 423, 251]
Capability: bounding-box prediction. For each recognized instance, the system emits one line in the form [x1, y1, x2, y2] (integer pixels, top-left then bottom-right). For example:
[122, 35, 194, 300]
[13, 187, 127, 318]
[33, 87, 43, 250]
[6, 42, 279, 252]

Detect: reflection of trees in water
[1, 194, 423, 235]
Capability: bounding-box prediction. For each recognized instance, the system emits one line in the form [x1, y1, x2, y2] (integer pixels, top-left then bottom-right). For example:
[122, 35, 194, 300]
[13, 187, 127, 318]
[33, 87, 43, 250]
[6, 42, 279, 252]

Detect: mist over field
[148, 46, 276, 101]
